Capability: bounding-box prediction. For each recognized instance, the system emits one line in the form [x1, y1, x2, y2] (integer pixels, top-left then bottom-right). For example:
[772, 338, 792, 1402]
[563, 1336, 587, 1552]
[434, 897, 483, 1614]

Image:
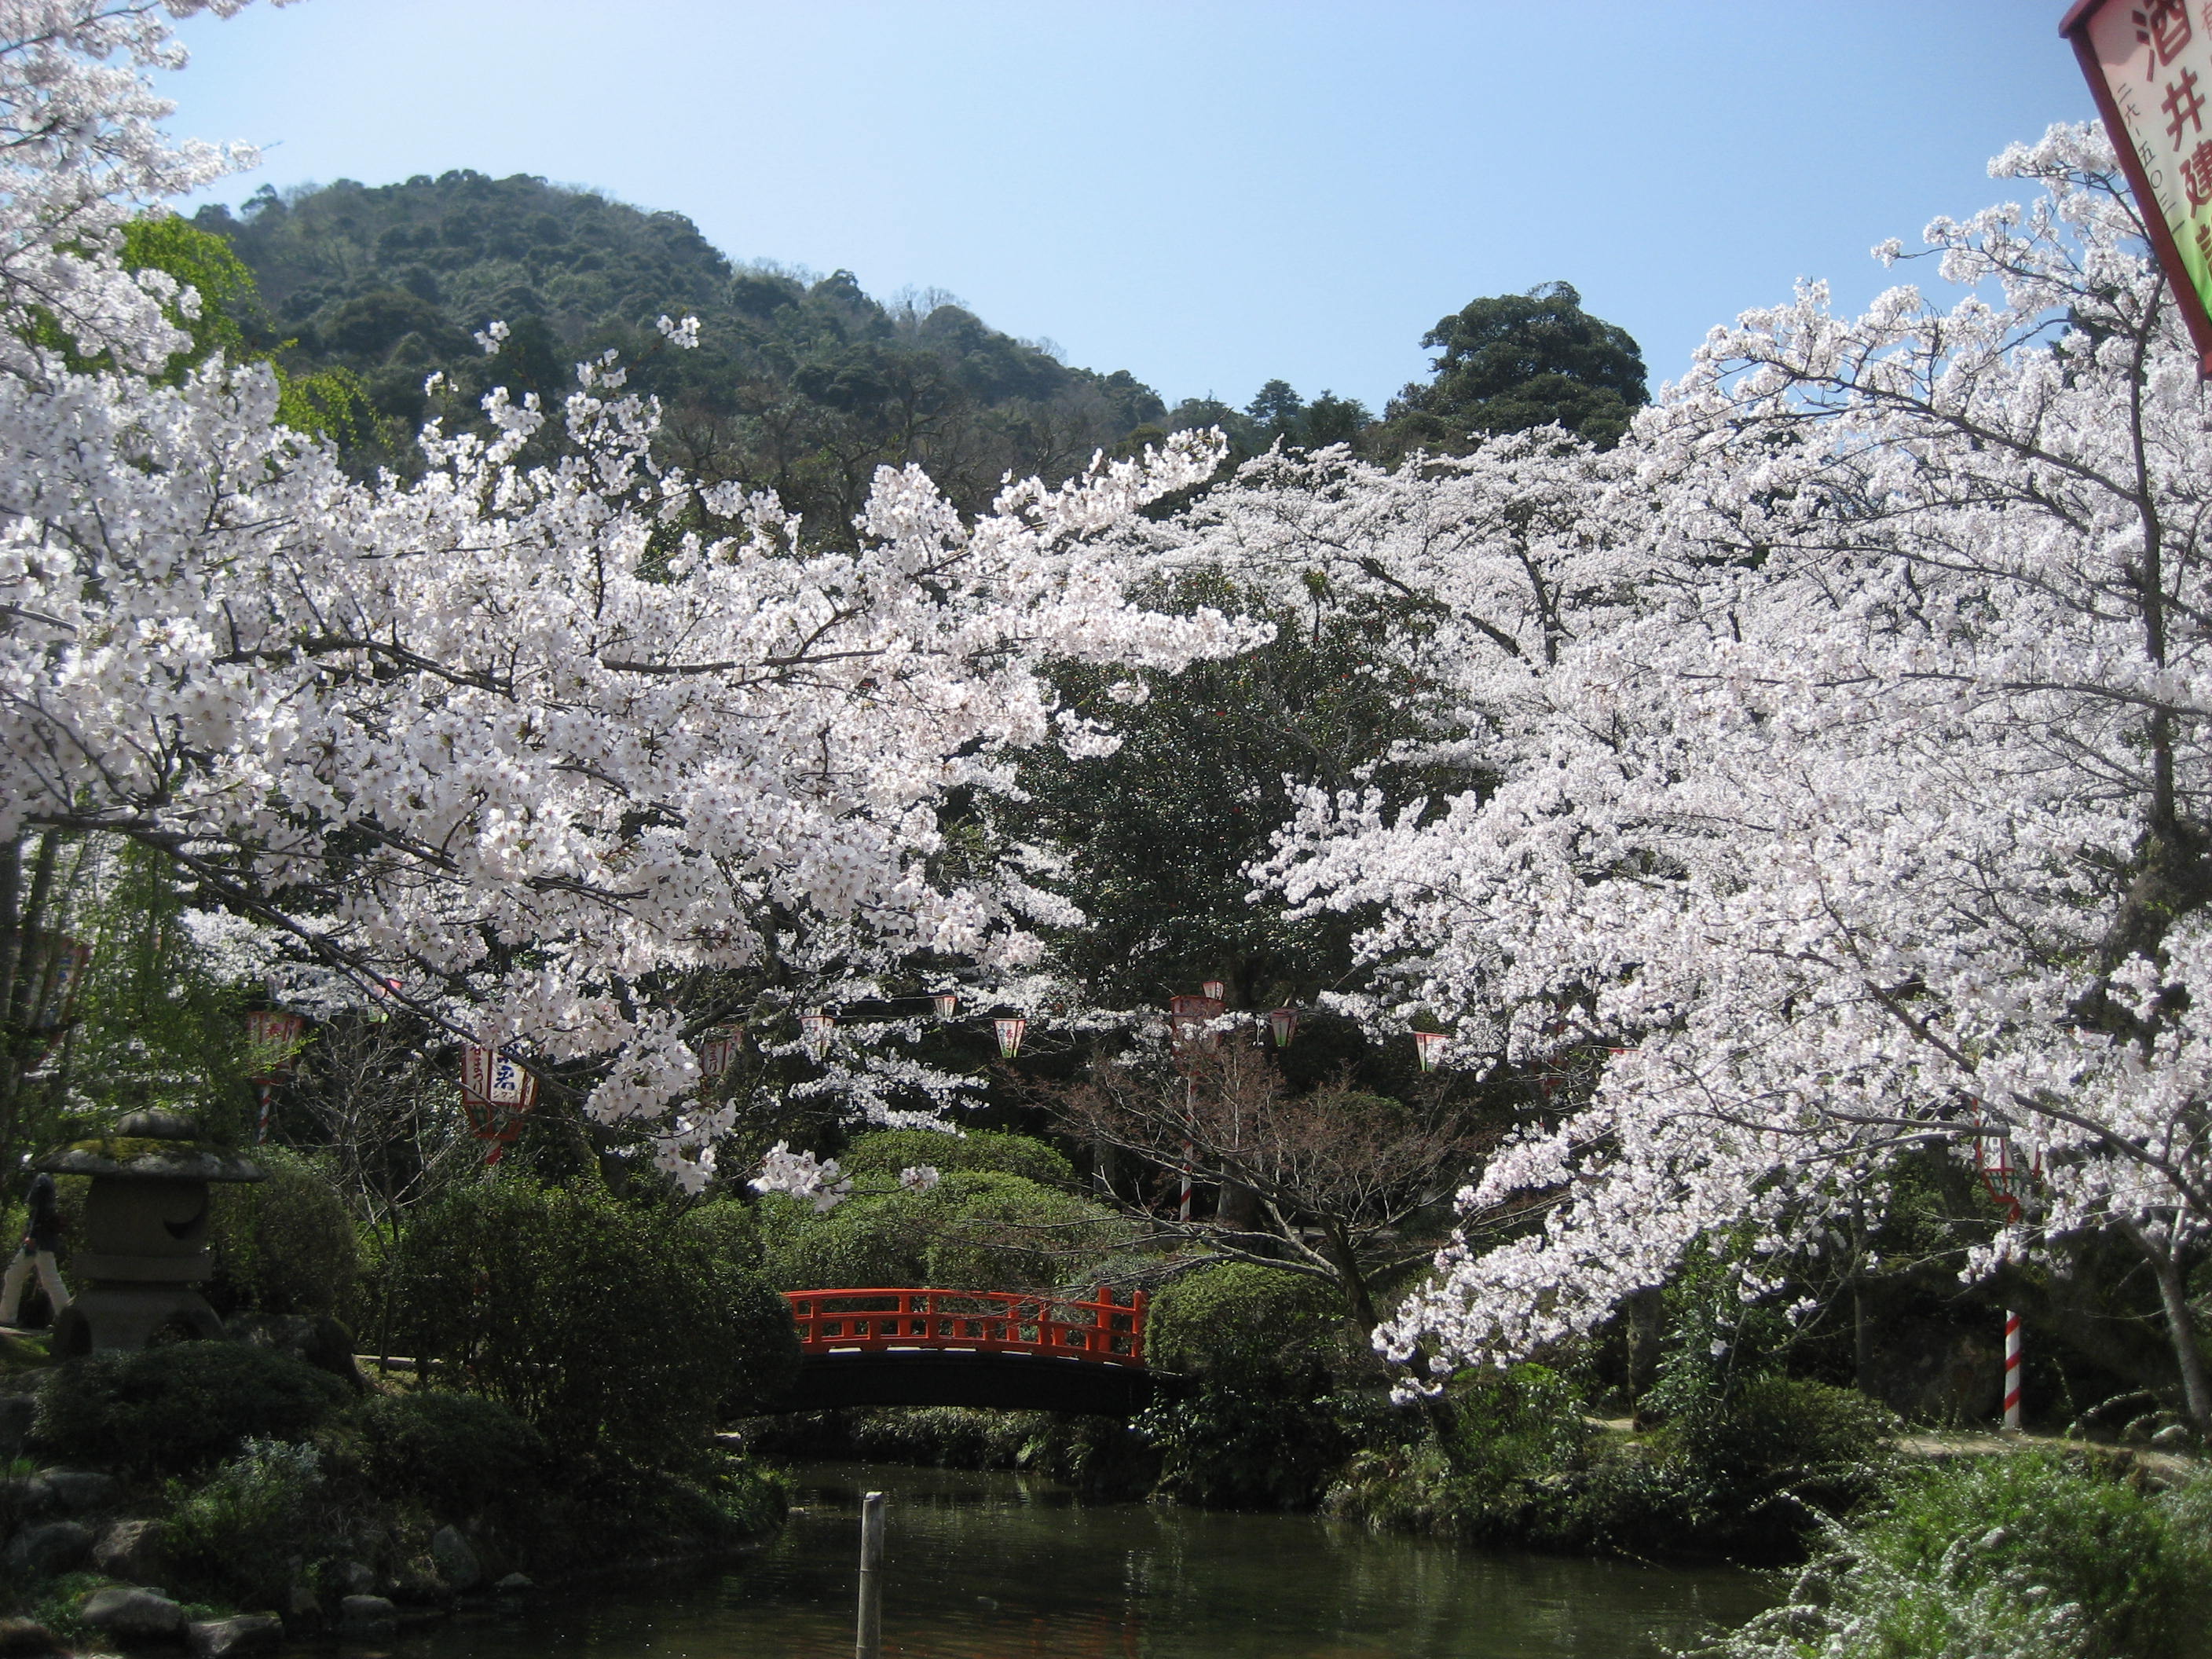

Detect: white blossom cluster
[1203, 124, 2212, 1410]
[0, 0, 1256, 1188]
[746, 1141, 850, 1212]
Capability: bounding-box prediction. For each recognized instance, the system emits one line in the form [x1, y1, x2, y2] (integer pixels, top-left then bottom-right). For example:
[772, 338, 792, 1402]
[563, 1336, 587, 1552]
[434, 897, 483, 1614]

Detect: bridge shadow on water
[767, 1346, 1174, 1416]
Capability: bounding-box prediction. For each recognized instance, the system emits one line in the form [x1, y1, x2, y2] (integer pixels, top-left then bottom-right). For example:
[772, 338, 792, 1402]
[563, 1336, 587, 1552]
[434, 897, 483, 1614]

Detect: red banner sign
[2064, 0, 2212, 373]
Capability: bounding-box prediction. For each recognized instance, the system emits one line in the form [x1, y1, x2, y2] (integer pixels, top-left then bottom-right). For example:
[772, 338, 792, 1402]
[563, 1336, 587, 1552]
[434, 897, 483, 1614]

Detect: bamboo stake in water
[856, 1490, 885, 1659]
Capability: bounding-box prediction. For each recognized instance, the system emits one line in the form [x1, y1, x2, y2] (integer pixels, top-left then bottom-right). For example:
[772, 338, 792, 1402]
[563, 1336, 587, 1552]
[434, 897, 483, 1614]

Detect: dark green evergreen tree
[1378, 280, 1647, 454]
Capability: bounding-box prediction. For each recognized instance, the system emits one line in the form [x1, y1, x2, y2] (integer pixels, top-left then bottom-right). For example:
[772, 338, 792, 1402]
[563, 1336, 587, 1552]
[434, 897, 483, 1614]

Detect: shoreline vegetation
[0, 1130, 2204, 1657]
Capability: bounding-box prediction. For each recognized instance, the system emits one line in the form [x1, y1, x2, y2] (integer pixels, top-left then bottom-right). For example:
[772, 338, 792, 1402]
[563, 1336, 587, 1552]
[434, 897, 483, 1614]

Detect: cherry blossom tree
[0, 0, 1254, 1185]
[1257, 125, 2212, 1429]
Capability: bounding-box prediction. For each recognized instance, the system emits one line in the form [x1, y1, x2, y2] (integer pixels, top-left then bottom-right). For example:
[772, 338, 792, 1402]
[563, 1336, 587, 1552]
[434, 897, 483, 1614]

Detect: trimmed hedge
[1139, 1264, 1364, 1509]
[32, 1341, 349, 1475]
[840, 1128, 1075, 1188]
[1148, 1262, 1346, 1392]
[758, 1170, 1125, 1294]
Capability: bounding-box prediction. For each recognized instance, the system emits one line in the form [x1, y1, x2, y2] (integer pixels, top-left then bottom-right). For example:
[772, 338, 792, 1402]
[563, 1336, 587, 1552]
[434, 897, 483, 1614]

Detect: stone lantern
[36, 1109, 262, 1356]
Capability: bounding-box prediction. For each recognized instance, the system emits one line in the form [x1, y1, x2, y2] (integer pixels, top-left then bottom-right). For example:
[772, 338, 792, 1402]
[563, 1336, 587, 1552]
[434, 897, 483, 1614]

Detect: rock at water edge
[93, 1517, 167, 1581]
[186, 1613, 284, 1657]
[430, 1525, 482, 1591]
[338, 1595, 397, 1637]
[80, 1585, 186, 1643]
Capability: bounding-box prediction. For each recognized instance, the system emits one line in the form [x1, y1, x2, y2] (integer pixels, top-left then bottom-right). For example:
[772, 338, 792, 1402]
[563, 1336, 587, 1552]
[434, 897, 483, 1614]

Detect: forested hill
[190, 170, 1170, 527]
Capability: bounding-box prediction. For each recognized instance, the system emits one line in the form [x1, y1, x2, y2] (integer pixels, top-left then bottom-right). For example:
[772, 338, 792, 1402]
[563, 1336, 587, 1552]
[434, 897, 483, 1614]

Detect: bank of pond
[0, 1129, 2208, 1654]
[0, 1334, 2201, 1657]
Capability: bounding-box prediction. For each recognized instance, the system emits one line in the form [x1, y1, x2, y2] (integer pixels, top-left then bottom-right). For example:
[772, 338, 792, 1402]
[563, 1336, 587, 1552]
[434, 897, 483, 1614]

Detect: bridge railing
[783, 1286, 1147, 1367]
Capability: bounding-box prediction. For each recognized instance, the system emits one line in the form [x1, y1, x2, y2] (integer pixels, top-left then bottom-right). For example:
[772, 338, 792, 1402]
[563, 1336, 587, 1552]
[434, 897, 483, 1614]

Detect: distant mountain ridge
[192, 170, 1169, 532]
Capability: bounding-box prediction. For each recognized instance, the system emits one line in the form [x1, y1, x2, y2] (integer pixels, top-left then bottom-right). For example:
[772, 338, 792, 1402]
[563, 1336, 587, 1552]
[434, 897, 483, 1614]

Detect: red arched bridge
[764, 1287, 1166, 1415]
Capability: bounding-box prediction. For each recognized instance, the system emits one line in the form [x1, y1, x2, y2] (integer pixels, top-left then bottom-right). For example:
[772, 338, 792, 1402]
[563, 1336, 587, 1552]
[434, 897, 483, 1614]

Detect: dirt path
[1896, 1426, 2203, 1485]
[1586, 1416, 2205, 1486]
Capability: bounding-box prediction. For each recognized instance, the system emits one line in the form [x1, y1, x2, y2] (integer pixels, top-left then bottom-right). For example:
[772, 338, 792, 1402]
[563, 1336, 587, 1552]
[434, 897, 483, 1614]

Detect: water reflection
[403, 1462, 1772, 1659]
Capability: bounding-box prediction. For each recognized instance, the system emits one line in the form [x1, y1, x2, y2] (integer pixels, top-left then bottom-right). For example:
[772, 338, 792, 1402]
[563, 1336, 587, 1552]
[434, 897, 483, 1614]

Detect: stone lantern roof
[36, 1109, 263, 1184]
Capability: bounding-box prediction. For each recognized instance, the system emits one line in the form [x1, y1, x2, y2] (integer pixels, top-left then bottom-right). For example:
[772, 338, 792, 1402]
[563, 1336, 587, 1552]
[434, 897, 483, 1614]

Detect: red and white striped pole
[2003, 1309, 2023, 1430]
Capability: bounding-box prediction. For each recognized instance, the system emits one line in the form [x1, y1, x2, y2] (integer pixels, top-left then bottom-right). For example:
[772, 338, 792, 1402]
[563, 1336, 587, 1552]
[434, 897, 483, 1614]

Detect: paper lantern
[460, 1045, 541, 1163]
[243, 1009, 307, 1083]
[698, 1027, 744, 1081]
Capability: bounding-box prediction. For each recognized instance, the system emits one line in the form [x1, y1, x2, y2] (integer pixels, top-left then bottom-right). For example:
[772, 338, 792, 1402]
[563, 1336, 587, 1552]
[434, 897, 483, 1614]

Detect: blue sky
[161, 2, 2097, 415]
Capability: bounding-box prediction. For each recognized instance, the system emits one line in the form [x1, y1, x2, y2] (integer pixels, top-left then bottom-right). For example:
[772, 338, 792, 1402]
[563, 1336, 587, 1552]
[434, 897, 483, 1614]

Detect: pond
[405, 1462, 1775, 1659]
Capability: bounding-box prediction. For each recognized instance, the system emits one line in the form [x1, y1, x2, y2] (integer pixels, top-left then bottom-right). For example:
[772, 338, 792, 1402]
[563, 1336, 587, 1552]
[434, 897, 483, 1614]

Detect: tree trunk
[1853, 1282, 1875, 1398]
[1215, 1180, 1258, 1233]
[0, 832, 60, 1166]
[2126, 1219, 2212, 1433]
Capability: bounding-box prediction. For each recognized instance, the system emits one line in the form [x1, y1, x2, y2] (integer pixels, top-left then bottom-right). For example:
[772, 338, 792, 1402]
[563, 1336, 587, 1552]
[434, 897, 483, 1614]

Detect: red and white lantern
[932, 993, 958, 1019]
[460, 1045, 541, 1163]
[244, 1009, 306, 1079]
[1200, 980, 1226, 1002]
[800, 1010, 835, 1057]
[1414, 1031, 1450, 1072]
[1266, 1006, 1299, 1048]
[994, 1016, 1027, 1059]
[698, 1027, 744, 1082]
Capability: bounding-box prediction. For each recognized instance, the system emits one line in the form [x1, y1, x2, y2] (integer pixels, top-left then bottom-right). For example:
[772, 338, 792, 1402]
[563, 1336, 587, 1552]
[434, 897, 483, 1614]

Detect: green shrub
[32, 1342, 348, 1475]
[350, 1389, 550, 1517]
[917, 1173, 1127, 1291]
[1675, 1374, 1897, 1513]
[1140, 1384, 1353, 1510]
[719, 1269, 804, 1416]
[758, 1171, 1125, 1295]
[757, 1189, 928, 1291]
[385, 1177, 799, 1462]
[1707, 1453, 2212, 1659]
[1327, 1364, 1593, 1544]
[1441, 1362, 1592, 1489]
[207, 1146, 360, 1320]
[840, 1128, 1074, 1188]
[1134, 1264, 1366, 1508]
[683, 1199, 762, 1275]
[844, 1405, 1042, 1469]
[518, 1448, 786, 1571]
[163, 1437, 338, 1611]
[1330, 1370, 1895, 1557]
[1148, 1262, 1346, 1392]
